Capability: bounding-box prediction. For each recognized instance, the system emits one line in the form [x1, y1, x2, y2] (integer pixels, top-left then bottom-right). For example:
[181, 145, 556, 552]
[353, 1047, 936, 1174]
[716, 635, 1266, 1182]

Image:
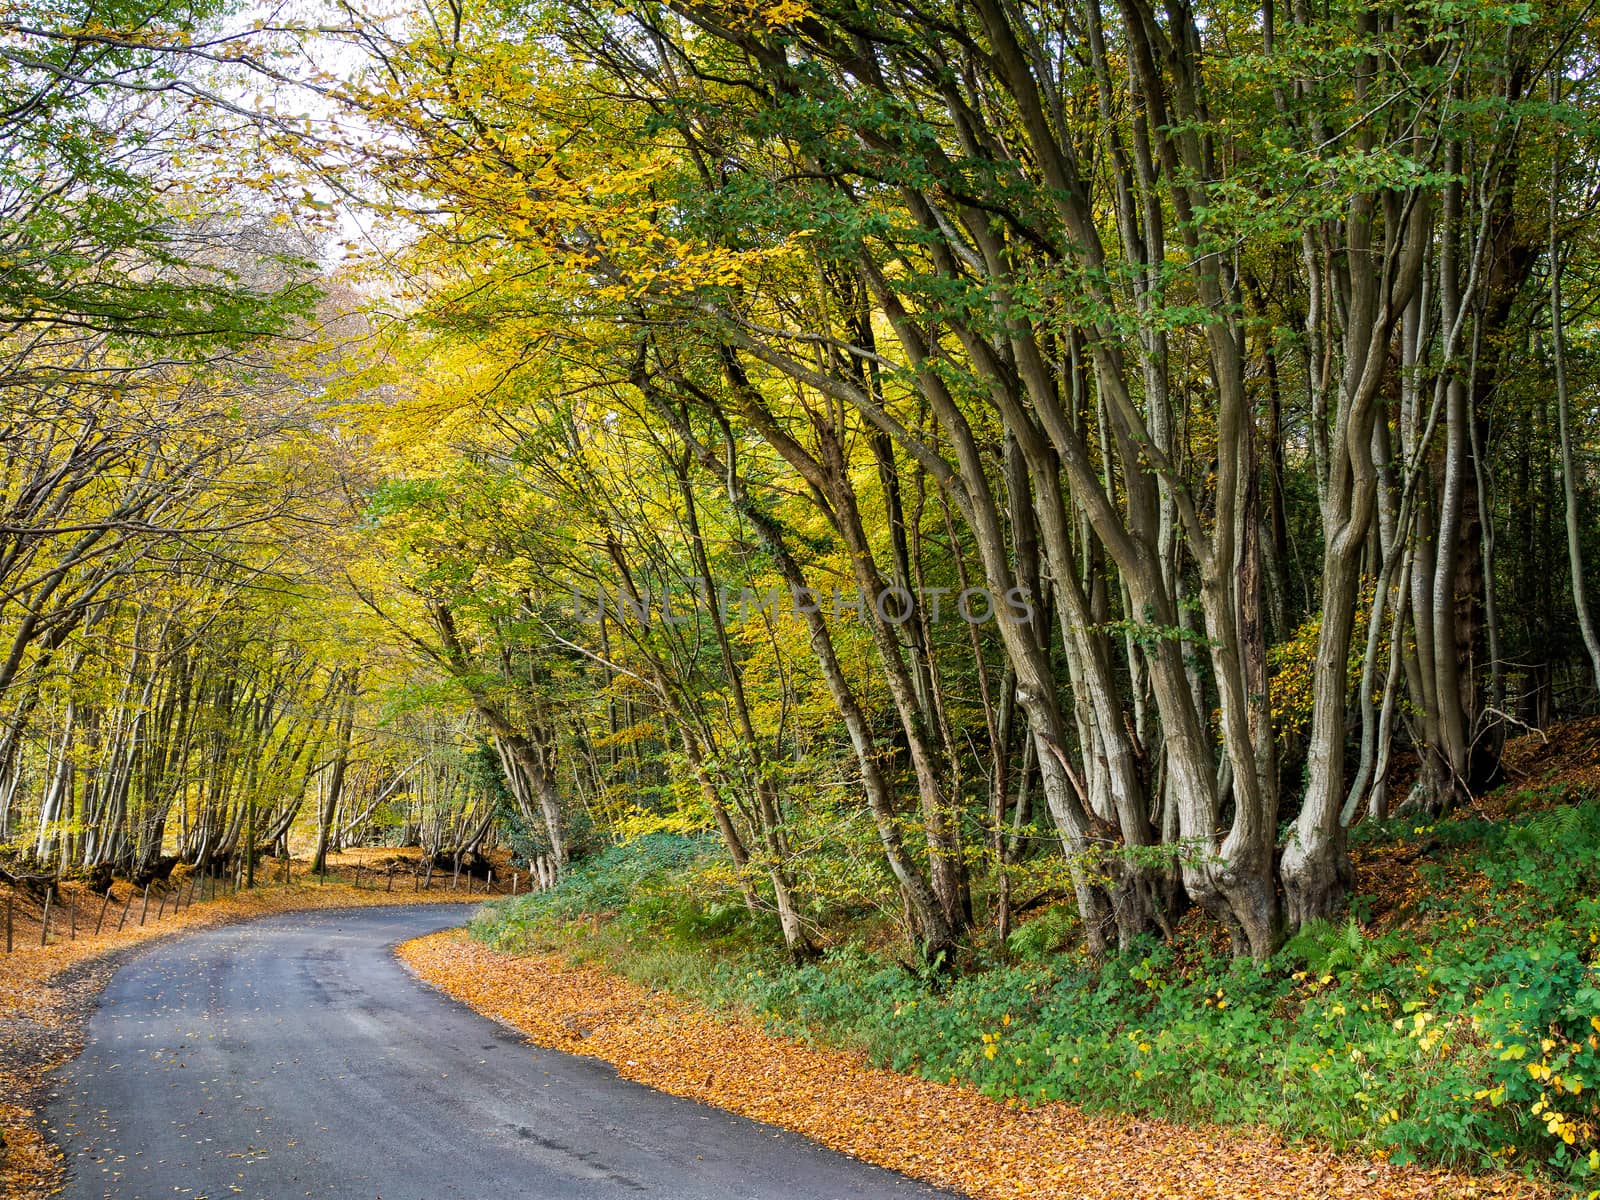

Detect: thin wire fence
[2, 857, 530, 953]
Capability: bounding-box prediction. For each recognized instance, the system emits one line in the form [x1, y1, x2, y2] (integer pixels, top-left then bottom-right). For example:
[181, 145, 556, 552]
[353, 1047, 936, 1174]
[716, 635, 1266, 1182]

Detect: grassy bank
[470, 791, 1600, 1190]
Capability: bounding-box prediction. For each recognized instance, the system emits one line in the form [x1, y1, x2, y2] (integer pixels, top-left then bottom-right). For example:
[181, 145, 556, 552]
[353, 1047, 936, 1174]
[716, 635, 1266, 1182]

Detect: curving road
[42, 906, 953, 1200]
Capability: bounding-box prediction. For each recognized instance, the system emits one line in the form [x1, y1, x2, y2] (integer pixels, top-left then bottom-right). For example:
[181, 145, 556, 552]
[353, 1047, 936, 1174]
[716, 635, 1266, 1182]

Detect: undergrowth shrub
[471, 792, 1600, 1187]
[471, 833, 714, 948]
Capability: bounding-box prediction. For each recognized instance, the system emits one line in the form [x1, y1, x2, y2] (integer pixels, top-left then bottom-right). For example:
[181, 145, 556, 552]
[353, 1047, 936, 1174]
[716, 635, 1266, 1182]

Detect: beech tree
[9, 0, 1600, 972]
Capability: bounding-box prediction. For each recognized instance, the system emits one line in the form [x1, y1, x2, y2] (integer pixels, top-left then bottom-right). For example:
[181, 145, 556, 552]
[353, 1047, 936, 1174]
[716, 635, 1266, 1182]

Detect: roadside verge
[399, 930, 1550, 1200]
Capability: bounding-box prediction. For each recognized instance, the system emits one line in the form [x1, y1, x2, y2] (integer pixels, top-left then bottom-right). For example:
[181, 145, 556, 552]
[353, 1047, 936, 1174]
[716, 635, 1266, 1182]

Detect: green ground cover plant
[474, 794, 1600, 1190]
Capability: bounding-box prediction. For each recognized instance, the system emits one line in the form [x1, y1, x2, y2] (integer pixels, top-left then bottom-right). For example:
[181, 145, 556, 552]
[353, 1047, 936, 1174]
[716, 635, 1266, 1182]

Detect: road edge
[1, 891, 478, 1200]
[398, 929, 1554, 1200]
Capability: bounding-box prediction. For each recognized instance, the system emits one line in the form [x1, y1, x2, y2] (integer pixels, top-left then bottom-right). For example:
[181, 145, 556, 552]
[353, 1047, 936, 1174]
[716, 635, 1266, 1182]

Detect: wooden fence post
[117, 893, 132, 931]
[139, 883, 150, 926]
[95, 889, 113, 935]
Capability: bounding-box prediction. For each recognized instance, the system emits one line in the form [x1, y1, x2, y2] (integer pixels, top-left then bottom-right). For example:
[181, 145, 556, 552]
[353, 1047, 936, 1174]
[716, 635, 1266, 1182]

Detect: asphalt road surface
[43, 905, 953, 1200]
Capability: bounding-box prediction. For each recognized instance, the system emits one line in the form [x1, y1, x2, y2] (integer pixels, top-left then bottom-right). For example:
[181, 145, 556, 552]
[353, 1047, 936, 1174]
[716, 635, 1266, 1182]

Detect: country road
[41, 906, 953, 1200]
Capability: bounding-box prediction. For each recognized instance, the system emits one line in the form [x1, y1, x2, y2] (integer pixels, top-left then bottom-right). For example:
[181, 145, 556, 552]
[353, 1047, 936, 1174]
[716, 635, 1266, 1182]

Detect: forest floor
[400, 931, 1552, 1200]
[0, 849, 488, 1200]
[408, 723, 1600, 1200]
